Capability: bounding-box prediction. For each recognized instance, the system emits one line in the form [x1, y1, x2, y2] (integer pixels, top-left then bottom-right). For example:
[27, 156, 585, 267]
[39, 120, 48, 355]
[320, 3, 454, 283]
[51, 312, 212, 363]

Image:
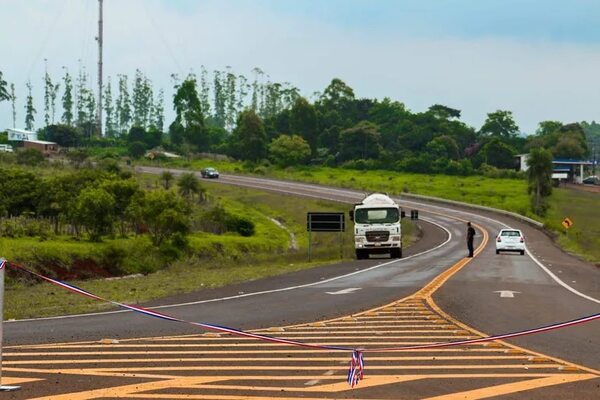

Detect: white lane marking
[494, 290, 520, 298]
[397, 197, 600, 305]
[9, 217, 453, 323]
[325, 288, 361, 295]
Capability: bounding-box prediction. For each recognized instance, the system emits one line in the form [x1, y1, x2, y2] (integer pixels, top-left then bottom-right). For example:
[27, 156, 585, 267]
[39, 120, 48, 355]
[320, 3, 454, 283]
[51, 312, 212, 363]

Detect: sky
[2, 0, 600, 134]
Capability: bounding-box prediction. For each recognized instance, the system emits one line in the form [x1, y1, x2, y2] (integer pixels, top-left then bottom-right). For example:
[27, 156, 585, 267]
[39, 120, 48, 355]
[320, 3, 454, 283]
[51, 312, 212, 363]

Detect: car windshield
[355, 208, 399, 224]
[500, 230, 521, 237]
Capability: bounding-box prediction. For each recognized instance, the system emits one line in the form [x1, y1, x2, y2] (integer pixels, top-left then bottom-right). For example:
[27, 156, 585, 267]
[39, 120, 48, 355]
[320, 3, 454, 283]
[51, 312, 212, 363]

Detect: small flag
[347, 350, 364, 387]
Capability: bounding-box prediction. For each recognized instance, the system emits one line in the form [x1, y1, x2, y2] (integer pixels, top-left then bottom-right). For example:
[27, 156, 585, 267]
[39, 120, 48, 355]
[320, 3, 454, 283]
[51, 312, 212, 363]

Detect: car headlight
[391, 236, 400, 241]
[355, 237, 365, 243]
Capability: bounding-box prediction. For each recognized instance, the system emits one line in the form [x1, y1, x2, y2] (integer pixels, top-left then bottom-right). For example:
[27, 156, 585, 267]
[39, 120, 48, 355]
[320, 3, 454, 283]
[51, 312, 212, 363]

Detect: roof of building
[23, 139, 57, 145]
[553, 158, 593, 165]
[7, 128, 36, 134]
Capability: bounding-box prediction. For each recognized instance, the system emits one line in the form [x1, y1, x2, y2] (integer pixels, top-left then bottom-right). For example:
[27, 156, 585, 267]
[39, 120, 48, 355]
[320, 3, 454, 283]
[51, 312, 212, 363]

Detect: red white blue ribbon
[347, 350, 364, 387]
[4, 260, 600, 387]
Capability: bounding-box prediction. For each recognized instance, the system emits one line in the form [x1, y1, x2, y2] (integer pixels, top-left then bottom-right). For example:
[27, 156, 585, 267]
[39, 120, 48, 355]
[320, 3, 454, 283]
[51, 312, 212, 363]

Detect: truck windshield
[355, 208, 399, 224]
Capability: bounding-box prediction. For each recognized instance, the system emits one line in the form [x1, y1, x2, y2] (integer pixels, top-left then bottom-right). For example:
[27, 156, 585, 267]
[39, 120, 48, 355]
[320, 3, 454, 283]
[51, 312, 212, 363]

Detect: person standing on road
[467, 222, 475, 257]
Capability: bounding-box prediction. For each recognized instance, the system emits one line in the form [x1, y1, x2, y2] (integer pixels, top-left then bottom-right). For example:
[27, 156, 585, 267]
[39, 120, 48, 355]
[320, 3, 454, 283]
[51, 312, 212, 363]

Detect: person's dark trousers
[467, 241, 474, 257]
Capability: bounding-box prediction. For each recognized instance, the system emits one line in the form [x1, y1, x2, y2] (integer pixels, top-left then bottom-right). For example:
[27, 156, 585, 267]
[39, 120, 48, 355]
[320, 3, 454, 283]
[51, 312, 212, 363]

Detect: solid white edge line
[8, 217, 452, 323]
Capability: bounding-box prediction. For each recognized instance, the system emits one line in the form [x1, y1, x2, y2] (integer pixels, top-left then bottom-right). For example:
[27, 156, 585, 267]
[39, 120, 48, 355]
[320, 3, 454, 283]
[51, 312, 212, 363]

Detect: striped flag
[347, 350, 364, 387]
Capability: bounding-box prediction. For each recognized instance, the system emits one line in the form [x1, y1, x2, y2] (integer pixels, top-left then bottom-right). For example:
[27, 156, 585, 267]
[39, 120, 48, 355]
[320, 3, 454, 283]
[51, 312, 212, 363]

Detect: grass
[546, 188, 600, 265]
[3, 179, 418, 319]
[140, 157, 600, 265]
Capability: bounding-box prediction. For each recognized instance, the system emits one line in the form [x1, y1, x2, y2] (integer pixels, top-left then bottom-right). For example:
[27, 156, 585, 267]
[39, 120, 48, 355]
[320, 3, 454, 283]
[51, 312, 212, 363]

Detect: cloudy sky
[2, 0, 600, 134]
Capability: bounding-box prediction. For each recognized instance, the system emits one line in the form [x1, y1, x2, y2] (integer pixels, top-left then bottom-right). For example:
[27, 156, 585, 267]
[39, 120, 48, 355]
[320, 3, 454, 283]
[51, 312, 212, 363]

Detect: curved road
[3, 168, 599, 399]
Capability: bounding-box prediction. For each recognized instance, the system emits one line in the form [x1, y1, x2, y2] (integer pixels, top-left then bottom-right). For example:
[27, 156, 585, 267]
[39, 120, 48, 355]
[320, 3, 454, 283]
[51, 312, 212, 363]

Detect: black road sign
[307, 212, 345, 232]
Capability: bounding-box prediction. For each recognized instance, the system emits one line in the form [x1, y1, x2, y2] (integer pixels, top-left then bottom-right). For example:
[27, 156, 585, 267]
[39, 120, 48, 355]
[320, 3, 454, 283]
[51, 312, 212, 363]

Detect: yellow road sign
[562, 218, 573, 229]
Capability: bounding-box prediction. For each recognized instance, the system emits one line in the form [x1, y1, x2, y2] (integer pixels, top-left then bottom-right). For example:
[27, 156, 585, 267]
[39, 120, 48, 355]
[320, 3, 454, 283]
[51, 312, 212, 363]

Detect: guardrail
[398, 192, 545, 229]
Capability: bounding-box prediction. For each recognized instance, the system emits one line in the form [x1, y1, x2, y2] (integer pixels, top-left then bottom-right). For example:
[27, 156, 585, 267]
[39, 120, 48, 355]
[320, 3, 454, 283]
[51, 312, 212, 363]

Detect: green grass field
[545, 187, 600, 264]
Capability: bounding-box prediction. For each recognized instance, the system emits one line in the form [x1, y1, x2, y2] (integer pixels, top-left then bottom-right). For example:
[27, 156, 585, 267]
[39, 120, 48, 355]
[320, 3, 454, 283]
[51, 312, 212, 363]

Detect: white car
[496, 229, 525, 255]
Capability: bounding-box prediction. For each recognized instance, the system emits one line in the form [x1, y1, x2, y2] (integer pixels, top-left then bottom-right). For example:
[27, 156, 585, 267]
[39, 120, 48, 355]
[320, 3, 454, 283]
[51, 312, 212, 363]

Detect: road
[2, 168, 598, 399]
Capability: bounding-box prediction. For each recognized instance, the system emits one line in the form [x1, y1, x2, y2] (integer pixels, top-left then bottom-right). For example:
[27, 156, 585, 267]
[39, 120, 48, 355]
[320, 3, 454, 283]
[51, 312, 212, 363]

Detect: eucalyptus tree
[61, 69, 74, 126]
[152, 88, 165, 132]
[10, 83, 16, 128]
[24, 80, 36, 130]
[103, 76, 115, 136]
[75, 67, 88, 127]
[213, 70, 226, 128]
[132, 69, 153, 128]
[43, 69, 52, 126]
[116, 74, 132, 135]
[50, 80, 59, 124]
[224, 67, 237, 131]
[199, 66, 211, 118]
[237, 74, 248, 115]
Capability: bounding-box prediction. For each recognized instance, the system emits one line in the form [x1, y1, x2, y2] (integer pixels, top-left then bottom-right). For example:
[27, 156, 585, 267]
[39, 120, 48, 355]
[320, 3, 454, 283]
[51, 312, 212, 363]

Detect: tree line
[0, 164, 255, 246]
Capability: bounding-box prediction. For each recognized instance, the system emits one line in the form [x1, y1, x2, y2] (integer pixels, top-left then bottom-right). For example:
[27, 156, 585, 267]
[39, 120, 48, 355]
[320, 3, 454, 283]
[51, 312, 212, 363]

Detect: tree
[526, 147, 553, 216]
[426, 136, 460, 160]
[480, 110, 519, 139]
[177, 172, 205, 203]
[74, 187, 115, 241]
[268, 135, 311, 167]
[480, 138, 516, 169]
[0, 71, 10, 102]
[160, 171, 174, 189]
[44, 124, 81, 147]
[552, 123, 588, 159]
[101, 179, 141, 237]
[230, 109, 267, 161]
[170, 76, 206, 150]
[428, 104, 461, 119]
[128, 141, 147, 158]
[339, 121, 382, 161]
[104, 77, 115, 136]
[24, 80, 36, 130]
[116, 74, 132, 134]
[10, 83, 16, 128]
[135, 189, 190, 246]
[61, 69, 74, 126]
[16, 148, 45, 166]
[290, 97, 318, 154]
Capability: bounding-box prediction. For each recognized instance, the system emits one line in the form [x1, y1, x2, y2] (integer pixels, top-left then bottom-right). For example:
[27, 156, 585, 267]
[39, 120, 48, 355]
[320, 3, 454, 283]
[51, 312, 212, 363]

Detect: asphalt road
[2, 167, 598, 399]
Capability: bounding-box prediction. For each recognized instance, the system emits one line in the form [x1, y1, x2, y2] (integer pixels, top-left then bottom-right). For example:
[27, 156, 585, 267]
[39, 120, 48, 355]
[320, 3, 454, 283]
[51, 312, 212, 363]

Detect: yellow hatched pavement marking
[6, 221, 600, 399]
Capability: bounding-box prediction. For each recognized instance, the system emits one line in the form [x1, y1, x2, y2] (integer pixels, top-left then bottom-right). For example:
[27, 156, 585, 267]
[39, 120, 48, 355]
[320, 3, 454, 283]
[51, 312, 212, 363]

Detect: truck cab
[351, 193, 402, 259]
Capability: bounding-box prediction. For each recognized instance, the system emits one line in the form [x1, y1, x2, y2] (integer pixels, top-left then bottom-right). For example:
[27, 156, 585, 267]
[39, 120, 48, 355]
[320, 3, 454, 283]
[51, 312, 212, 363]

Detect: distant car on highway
[496, 229, 525, 255]
[582, 176, 600, 185]
[200, 167, 219, 179]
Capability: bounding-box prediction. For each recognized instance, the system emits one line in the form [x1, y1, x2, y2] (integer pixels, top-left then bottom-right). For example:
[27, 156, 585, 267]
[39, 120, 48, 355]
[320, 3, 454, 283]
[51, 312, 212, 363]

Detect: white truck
[350, 193, 403, 259]
[0, 144, 14, 153]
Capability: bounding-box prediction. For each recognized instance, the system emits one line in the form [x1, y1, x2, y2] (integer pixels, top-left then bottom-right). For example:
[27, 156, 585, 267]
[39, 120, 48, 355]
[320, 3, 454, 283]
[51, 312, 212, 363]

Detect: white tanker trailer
[350, 193, 403, 259]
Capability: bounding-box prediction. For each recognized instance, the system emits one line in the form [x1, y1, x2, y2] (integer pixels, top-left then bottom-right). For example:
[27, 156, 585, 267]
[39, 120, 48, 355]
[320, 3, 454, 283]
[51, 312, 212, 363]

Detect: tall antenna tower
[96, 0, 103, 136]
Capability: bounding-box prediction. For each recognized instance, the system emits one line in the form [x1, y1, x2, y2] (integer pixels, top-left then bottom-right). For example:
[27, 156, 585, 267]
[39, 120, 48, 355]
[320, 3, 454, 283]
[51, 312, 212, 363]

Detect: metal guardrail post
[0, 259, 20, 391]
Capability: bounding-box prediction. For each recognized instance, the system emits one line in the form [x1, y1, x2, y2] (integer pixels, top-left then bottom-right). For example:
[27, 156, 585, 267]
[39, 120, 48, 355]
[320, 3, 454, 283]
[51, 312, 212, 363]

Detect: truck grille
[366, 231, 390, 242]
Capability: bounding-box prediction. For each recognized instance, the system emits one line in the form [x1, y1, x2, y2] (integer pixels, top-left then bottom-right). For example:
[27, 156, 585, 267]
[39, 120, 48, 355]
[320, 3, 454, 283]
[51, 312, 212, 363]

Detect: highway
[2, 168, 599, 399]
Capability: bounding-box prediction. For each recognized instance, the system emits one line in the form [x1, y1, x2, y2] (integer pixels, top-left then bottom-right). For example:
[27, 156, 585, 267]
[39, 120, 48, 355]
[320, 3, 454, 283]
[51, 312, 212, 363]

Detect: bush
[16, 148, 45, 166]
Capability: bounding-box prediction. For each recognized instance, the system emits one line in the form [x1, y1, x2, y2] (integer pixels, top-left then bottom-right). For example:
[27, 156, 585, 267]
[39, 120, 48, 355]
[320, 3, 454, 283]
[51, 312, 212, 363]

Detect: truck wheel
[356, 250, 367, 260]
[390, 248, 402, 259]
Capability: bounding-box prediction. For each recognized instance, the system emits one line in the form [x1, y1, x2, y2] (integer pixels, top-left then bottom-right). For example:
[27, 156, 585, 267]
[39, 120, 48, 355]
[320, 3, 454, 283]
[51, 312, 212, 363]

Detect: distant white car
[496, 229, 525, 255]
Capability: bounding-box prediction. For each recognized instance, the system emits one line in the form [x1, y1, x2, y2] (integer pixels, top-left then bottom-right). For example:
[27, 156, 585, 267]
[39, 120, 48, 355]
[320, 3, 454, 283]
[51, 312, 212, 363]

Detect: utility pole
[96, 0, 103, 136]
